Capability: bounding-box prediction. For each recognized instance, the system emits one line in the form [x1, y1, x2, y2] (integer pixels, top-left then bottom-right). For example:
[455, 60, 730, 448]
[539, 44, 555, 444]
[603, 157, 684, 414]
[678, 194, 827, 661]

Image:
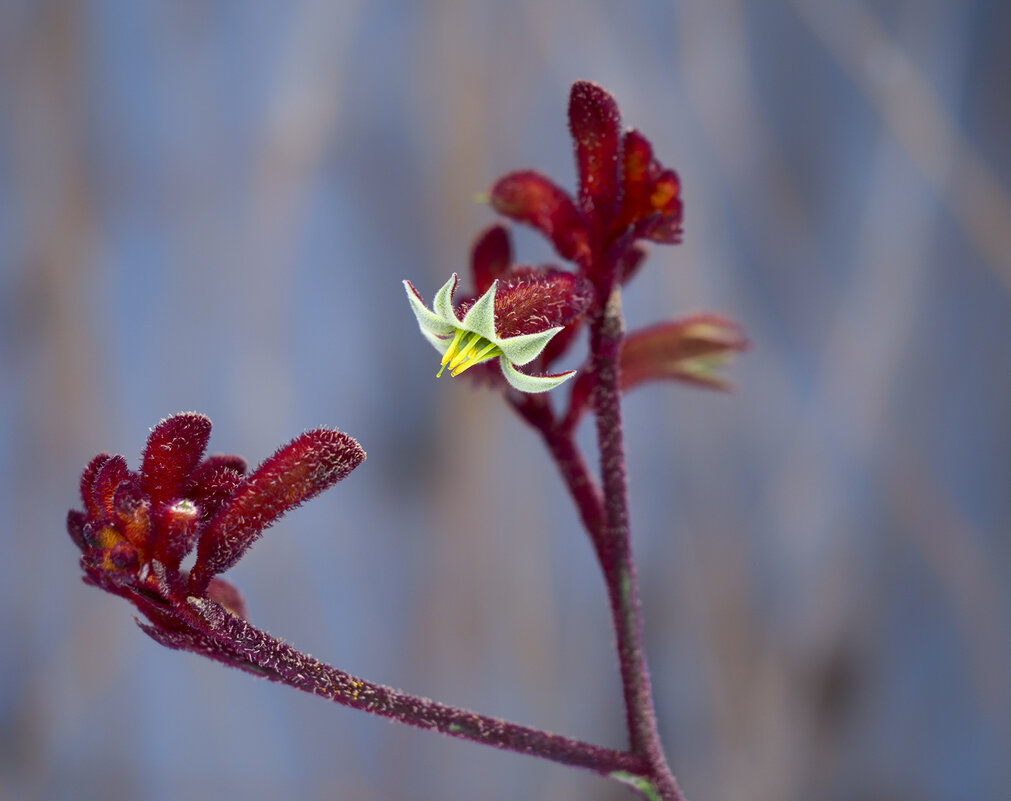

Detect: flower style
[404, 269, 592, 393]
[67, 412, 365, 661]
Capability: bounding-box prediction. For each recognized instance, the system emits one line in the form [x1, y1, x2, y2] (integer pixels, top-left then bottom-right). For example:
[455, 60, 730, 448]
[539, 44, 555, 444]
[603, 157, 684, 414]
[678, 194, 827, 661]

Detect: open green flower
[404, 271, 590, 393]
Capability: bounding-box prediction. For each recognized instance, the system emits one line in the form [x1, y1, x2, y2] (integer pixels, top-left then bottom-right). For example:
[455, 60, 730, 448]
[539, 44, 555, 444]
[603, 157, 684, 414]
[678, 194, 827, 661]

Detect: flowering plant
[68, 81, 745, 800]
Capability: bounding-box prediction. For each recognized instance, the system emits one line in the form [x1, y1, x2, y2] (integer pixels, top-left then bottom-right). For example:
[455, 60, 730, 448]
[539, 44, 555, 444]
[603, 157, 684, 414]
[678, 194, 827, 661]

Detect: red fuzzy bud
[490, 171, 590, 264]
[190, 429, 366, 593]
[568, 81, 622, 227]
[140, 413, 212, 506]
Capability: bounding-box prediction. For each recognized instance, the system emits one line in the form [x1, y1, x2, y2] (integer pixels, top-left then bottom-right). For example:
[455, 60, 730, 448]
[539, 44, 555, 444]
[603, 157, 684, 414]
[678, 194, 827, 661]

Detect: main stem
[185, 595, 649, 780]
[589, 287, 686, 801]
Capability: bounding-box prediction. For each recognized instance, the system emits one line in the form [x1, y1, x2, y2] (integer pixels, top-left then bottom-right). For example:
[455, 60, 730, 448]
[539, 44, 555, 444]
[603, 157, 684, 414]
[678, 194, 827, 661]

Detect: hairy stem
[589, 288, 686, 801]
[185, 596, 650, 780]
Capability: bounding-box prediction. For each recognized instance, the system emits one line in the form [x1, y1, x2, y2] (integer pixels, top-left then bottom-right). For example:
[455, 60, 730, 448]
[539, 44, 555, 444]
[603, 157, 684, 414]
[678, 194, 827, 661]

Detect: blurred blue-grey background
[2, 2, 1009, 800]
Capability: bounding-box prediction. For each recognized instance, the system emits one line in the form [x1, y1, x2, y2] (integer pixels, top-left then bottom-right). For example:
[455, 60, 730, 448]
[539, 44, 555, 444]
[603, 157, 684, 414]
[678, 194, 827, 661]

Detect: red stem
[185, 596, 649, 780]
[588, 287, 686, 801]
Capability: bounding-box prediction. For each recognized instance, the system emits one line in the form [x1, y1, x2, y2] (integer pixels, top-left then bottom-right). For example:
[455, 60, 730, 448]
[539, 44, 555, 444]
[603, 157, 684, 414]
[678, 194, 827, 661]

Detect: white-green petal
[432, 274, 459, 323]
[497, 326, 563, 366]
[405, 281, 456, 340]
[499, 357, 575, 393]
[459, 280, 499, 341]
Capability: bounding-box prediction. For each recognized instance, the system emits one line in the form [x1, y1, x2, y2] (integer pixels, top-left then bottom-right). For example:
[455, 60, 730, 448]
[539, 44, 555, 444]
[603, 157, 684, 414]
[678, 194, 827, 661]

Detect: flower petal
[497, 326, 563, 366]
[499, 357, 575, 393]
[459, 280, 499, 341]
[432, 273, 460, 323]
[404, 280, 456, 347]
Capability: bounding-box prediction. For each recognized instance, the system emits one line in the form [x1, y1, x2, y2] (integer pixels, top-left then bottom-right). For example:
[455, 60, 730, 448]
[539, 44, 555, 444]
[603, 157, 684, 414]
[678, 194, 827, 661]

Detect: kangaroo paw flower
[404, 270, 592, 393]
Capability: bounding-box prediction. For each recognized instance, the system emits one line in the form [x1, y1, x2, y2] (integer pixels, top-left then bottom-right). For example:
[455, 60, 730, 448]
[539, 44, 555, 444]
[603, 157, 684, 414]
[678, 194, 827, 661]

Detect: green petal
[499, 357, 575, 393]
[432, 274, 460, 323]
[404, 280, 456, 346]
[497, 326, 563, 366]
[460, 280, 499, 341]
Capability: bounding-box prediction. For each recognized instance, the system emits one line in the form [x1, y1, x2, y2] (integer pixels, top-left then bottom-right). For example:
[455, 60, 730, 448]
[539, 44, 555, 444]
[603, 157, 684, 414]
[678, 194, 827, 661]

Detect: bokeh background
[2, 2, 1009, 800]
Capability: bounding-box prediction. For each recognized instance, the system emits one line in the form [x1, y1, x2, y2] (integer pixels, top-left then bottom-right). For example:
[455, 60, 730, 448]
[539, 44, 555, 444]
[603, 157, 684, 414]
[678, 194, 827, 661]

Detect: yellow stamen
[438, 329, 467, 377]
[448, 331, 485, 371]
[450, 340, 501, 376]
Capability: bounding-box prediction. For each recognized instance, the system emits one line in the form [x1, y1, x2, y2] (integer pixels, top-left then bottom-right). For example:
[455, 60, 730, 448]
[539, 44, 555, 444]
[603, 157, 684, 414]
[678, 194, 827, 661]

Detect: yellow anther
[448, 331, 485, 371]
[438, 329, 467, 377]
[450, 340, 501, 376]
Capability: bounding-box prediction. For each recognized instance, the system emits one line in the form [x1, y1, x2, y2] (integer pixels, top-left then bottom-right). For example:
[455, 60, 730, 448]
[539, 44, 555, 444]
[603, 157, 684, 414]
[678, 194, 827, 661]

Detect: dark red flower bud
[190, 429, 366, 594]
[91, 455, 131, 518]
[612, 130, 683, 244]
[568, 81, 622, 227]
[80, 453, 111, 518]
[108, 541, 139, 570]
[140, 413, 212, 506]
[188, 464, 245, 524]
[621, 316, 748, 391]
[193, 453, 248, 478]
[489, 171, 590, 264]
[155, 499, 202, 569]
[491, 269, 594, 339]
[471, 224, 513, 295]
[206, 577, 248, 620]
[112, 479, 154, 550]
[67, 509, 87, 551]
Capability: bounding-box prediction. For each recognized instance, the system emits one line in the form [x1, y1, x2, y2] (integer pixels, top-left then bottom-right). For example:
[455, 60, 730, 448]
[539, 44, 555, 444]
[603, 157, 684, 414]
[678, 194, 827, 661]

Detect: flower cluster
[405, 80, 744, 396]
[67, 413, 364, 663]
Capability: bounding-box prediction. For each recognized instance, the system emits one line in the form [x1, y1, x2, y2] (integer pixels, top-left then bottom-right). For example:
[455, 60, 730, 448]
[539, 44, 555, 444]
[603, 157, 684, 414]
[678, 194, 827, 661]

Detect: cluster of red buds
[404, 80, 746, 399]
[67, 413, 364, 667]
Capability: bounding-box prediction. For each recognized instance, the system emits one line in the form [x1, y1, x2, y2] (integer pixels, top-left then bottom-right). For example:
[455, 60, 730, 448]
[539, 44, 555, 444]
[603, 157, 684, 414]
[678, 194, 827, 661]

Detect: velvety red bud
[112, 479, 145, 518]
[188, 465, 245, 524]
[67, 509, 87, 551]
[613, 130, 683, 244]
[568, 81, 621, 226]
[193, 453, 248, 478]
[108, 541, 139, 570]
[492, 269, 594, 338]
[80, 453, 111, 518]
[621, 315, 748, 391]
[155, 499, 201, 569]
[471, 225, 513, 295]
[92, 455, 130, 517]
[614, 129, 654, 228]
[190, 429, 366, 594]
[112, 480, 154, 550]
[489, 171, 590, 263]
[635, 211, 683, 245]
[140, 413, 212, 506]
[206, 577, 248, 619]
